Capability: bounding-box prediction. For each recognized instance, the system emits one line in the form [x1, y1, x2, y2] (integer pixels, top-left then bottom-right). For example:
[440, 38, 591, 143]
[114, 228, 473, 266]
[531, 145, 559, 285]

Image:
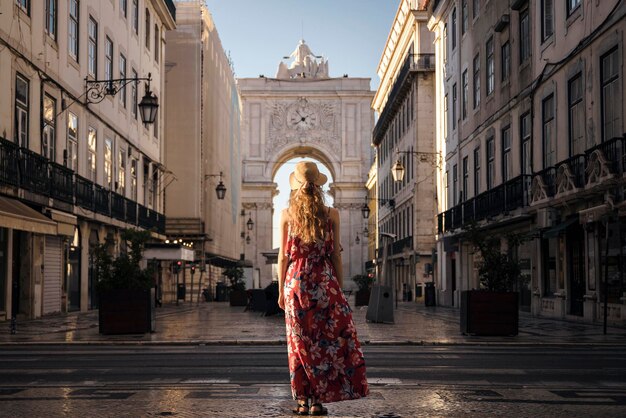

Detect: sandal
[292, 400, 309, 416]
[310, 403, 328, 416]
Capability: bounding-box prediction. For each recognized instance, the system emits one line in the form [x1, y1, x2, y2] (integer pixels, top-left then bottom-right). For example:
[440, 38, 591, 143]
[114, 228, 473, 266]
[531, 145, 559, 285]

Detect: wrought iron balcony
[138, 204, 151, 229]
[437, 213, 443, 234]
[444, 208, 453, 233]
[20, 148, 49, 196]
[452, 205, 462, 229]
[49, 163, 74, 204]
[94, 184, 110, 216]
[111, 192, 126, 221]
[585, 136, 625, 185]
[75, 175, 94, 210]
[125, 198, 137, 225]
[554, 154, 586, 195]
[462, 198, 475, 223]
[0, 137, 19, 187]
[530, 167, 556, 204]
[504, 175, 531, 211]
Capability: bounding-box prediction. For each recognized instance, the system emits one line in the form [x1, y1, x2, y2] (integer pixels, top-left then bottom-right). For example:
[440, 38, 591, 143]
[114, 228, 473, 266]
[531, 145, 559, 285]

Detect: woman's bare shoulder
[327, 206, 339, 221]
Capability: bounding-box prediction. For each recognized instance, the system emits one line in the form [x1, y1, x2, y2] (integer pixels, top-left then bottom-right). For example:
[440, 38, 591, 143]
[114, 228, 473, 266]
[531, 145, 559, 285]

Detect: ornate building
[238, 40, 374, 288]
[0, 0, 175, 320]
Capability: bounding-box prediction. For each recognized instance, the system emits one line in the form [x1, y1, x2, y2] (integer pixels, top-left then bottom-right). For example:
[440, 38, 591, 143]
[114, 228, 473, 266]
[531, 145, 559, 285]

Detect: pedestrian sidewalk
[1, 299, 625, 345]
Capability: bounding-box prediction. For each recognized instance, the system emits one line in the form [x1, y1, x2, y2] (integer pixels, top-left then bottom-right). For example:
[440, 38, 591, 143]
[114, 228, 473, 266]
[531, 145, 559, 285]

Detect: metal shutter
[43, 236, 62, 315]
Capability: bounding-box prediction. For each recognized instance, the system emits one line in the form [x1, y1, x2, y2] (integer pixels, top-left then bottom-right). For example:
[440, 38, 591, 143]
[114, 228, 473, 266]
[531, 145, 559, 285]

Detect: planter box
[460, 290, 518, 336]
[355, 289, 371, 306]
[99, 288, 155, 335]
[229, 289, 248, 306]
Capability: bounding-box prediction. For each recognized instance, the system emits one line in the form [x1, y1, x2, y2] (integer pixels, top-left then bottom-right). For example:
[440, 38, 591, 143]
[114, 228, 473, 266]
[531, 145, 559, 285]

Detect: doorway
[567, 223, 585, 316]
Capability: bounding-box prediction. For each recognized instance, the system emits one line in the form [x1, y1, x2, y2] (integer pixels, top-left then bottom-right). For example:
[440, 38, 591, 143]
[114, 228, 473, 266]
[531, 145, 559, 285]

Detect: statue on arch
[275, 40, 329, 80]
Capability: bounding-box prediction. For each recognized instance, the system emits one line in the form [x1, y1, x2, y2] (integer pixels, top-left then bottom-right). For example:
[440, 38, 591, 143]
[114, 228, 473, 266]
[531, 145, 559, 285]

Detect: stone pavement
[1, 298, 625, 345]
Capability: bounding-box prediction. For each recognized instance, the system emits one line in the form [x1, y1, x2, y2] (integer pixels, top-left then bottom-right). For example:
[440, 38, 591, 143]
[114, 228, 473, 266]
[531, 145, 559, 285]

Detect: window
[521, 112, 532, 175]
[542, 94, 556, 168]
[451, 8, 457, 50]
[473, 54, 480, 109]
[486, 36, 494, 95]
[45, 0, 56, 39]
[104, 138, 113, 189]
[542, 237, 557, 296]
[68, 0, 79, 61]
[41, 94, 57, 162]
[132, 0, 139, 34]
[473, 0, 479, 19]
[120, 0, 127, 18]
[14, 74, 29, 148]
[42, 95, 56, 161]
[87, 127, 97, 181]
[105, 37, 113, 82]
[567, 0, 581, 16]
[520, 8, 531, 63]
[462, 156, 468, 202]
[462, 0, 468, 35]
[443, 24, 448, 65]
[119, 54, 127, 108]
[501, 42, 510, 82]
[462, 69, 468, 120]
[154, 24, 159, 63]
[568, 73, 584, 156]
[131, 68, 138, 119]
[601, 48, 621, 142]
[541, 0, 554, 41]
[16, 0, 29, 14]
[502, 126, 511, 182]
[145, 9, 151, 50]
[130, 157, 137, 200]
[453, 164, 458, 205]
[88, 17, 97, 77]
[443, 93, 448, 141]
[487, 137, 494, 189]
[452, 83, 457, 130]
[474, 147, 481, 196]
[118, 148, 126, 195]
[444, 170, 449, 208]
[67, 113, 78, 171]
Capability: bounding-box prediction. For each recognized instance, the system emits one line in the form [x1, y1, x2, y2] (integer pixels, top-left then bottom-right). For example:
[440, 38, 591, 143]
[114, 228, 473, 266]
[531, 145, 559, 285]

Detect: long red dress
[284, 218, 369, 403]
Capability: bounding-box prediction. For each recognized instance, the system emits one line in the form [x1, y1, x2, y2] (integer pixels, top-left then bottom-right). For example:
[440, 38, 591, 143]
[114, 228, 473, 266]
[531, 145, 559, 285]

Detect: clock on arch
[287, 98, 319, 131]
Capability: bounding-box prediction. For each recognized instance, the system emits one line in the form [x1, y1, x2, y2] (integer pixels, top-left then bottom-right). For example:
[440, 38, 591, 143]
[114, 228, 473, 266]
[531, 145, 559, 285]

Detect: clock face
[288, 106, 318, 130]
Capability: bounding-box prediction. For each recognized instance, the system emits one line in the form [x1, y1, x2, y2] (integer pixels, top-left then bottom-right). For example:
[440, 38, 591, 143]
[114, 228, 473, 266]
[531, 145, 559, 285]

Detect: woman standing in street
[277, 161, 369, 416]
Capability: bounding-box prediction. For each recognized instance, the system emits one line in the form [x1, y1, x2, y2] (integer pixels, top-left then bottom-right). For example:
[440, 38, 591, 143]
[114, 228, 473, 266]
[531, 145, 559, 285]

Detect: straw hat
[289, 161, 328, 190]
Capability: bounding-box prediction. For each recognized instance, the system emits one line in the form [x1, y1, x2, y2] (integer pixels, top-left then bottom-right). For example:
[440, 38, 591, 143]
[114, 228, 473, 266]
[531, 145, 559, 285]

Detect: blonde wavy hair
[288, 182, 328, 244]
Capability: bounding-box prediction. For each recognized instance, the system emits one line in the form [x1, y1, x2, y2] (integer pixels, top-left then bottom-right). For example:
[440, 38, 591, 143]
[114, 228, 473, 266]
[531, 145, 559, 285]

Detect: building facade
[238, 41, 374, 288]
[430, 0, 626, 325]
[0, 0, 175, 320]
[372, 0, 436, 304]
[164, 0, 243, 302]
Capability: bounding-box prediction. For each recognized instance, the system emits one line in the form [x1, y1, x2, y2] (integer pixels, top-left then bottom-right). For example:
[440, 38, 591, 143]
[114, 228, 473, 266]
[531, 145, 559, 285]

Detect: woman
[277, 161, 369, 416]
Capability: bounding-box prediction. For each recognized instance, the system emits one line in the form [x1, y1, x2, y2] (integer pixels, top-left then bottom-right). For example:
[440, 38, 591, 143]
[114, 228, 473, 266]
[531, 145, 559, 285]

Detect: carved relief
[555, 164, 577, 195]
[530, 176, 548, 204]
[266, 97, 340, 156]
[585, 149, 613, 186]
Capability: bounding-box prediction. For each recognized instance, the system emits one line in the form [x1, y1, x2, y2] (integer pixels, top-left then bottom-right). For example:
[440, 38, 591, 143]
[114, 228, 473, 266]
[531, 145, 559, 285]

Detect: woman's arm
[328, 208, 344, 288]
[276, 209, 290, 309]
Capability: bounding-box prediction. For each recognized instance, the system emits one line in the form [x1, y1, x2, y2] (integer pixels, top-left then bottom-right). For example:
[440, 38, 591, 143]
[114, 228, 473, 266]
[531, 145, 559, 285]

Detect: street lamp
[363, 227, 369, 237]
[361, 198, 395, 219]
[205, 172, 227, 200]
[361, 203, 371, 219]
[355, 233, 360, 245]
[246, 213, 254, 231]
[391, 150, 441, 182]
[85, 73, 159, 124]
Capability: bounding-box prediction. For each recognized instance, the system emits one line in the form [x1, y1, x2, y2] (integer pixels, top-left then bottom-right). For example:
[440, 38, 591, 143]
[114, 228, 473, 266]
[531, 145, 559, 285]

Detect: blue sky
[203, 0, 400, 247]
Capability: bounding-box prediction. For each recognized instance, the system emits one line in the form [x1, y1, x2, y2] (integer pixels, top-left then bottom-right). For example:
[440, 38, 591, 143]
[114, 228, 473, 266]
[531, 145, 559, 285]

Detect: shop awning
[205, 252, 241, 268]
[543, 216, 579, 238]
[0, 196, 56, 235]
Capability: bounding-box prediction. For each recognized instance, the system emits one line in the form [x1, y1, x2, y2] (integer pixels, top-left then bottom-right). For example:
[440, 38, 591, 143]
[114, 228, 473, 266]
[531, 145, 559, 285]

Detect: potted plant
[460, 223, 524, 336]
[353, 274, 374, 306]
[93, 229, 156, 334]
[223, 266, 247, 306]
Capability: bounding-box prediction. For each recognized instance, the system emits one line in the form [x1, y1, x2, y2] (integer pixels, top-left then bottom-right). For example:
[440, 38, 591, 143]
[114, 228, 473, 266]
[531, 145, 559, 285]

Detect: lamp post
[85, 73, 159, 124]
[361, 198, 395, 219]
[391, 150, 441, 182]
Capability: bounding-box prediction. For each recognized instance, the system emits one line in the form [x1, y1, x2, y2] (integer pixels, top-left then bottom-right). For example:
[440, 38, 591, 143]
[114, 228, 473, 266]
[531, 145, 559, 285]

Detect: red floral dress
[284, 218, 369, 403]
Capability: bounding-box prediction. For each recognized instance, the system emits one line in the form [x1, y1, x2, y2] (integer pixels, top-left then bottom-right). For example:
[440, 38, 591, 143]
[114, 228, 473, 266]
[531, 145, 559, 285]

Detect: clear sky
[202, 0, 400, 248]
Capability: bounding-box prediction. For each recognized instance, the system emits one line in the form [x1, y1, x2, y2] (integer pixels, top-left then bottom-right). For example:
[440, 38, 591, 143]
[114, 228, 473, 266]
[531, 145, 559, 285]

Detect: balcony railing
[138, 204, 151, 229]
[437, 213, 443, 234]
[0, 137, 19, 187]
[555, 154, 586, 193]
[462, 198, 475, 223]
[0, 136, 166, 232]
[94, 185, 110, 216]
[585, 135, 625, 175]
[452, 205, 462, 229]
[111, 192, 125, 221]
[504, 175, 531, 211]
[75, 175, 94, 210]
[50, 163, 74, 204]
[20, 148, 49, 196]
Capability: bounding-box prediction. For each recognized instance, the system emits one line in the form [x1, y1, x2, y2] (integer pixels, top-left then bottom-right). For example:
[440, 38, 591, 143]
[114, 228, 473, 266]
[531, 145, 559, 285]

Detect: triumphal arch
[238, 40, 374, 287]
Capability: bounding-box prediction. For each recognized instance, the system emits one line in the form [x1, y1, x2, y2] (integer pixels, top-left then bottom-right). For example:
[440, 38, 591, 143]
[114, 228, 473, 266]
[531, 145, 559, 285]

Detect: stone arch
[269, 145, 338, 185]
